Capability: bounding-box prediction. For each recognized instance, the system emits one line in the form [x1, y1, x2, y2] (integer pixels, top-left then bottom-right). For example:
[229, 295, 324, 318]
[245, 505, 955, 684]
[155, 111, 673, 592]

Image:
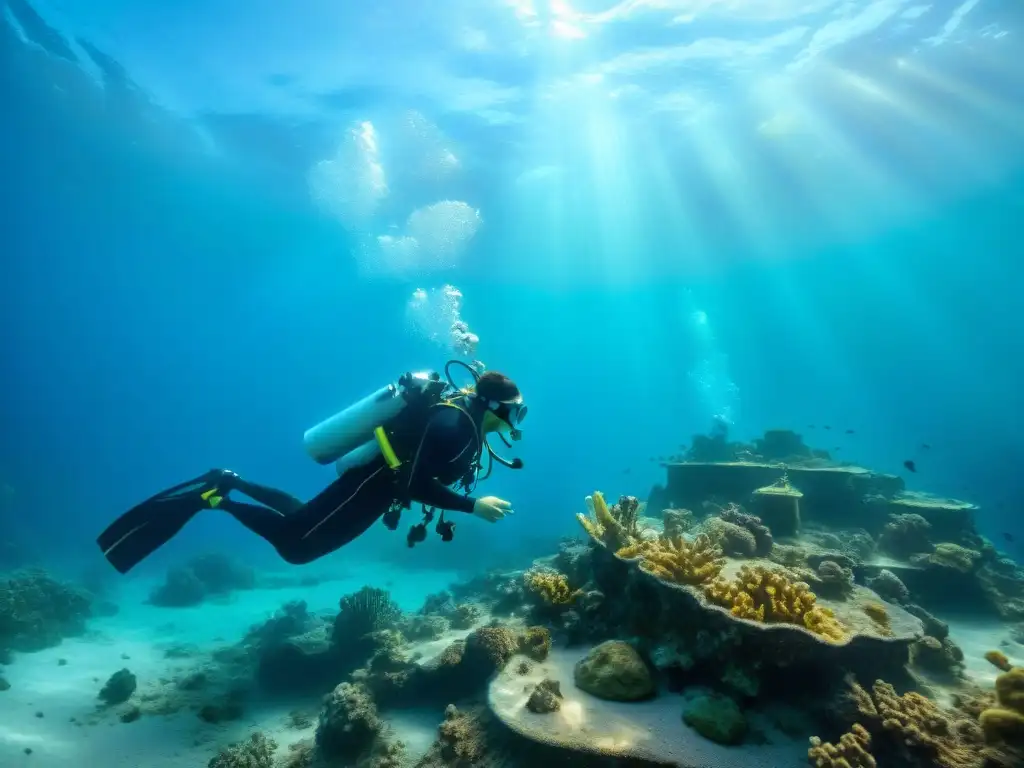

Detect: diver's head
[474, 371, 527, 440]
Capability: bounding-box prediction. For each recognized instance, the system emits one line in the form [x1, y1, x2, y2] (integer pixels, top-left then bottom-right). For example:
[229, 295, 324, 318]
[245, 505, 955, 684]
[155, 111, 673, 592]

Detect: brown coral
[616, 534, 725, 586]
[522, 571, 581, 606]
[703, 565, 847, 642]
[808, 723, 876, 767]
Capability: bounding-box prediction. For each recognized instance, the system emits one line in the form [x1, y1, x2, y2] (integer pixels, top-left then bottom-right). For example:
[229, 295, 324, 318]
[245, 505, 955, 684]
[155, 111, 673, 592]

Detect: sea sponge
[617, 534, 725, 587]
[862, 602, 892, 637]
[703, 565, 846, 642]
[523, 571, 581, 606]
[577, 492, 639, 550]
[808, 723, 876, 767]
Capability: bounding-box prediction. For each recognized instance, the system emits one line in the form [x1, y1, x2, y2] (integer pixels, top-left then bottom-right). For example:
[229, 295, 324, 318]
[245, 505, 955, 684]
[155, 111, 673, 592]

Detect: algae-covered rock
[682, 690, 747, 745]
[526, 678, 562, 714]
[99, 668, 136, 706]
[573, 640, 654, 701]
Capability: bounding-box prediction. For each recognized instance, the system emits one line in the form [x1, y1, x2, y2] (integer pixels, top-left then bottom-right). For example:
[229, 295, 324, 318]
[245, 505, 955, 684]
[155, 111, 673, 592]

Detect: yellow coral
[576, 491, 638, 550]
[808, 723, 876, 767]
[862, 602, 892, 637]
[617, 534, 725, 587]
[703, 565, 846, 642]
[523, 571, 581, 606]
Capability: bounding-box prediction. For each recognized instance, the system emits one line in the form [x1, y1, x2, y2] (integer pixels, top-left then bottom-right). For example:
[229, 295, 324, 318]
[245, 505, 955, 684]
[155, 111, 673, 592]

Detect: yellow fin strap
[200, 488, 223, 508]
[375, 426, 401, 469]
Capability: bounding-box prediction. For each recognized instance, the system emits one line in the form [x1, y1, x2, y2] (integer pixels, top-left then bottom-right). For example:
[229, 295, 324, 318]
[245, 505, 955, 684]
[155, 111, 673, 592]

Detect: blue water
[2, 0, 1024, 630]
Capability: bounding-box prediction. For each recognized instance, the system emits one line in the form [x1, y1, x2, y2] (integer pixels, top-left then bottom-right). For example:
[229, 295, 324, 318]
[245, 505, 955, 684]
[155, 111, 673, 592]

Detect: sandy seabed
[0, 564, 460, 768]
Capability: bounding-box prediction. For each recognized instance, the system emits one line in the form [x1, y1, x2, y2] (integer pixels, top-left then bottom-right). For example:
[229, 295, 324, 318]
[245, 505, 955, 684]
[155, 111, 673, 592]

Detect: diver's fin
[97, 471, 223, 574]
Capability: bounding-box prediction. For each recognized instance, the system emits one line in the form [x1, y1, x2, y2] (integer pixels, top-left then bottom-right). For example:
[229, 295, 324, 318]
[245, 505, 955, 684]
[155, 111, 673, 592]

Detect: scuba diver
[97, 362, 527, 573]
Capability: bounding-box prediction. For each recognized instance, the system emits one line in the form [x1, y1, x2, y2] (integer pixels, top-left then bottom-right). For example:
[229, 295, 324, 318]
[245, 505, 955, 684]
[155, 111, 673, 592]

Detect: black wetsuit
[98, 404, 483, 573]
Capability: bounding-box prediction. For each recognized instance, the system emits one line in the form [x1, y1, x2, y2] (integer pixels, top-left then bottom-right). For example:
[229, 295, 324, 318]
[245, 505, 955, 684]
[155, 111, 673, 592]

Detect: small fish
[1003, 532, 1015, 543]
[834, 447, 841, 451]
[845, 429, 855, 434]
[903, 459, 917, 473]
[824, 425, 832, 430]
[623, 468, 631, 475]
[807, 424, 815, 428]
[920, 443, 931, 450]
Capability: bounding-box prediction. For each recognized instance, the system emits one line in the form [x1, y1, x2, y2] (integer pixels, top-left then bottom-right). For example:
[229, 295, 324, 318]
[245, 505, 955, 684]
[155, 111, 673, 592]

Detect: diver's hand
[472, 496, 514, 522]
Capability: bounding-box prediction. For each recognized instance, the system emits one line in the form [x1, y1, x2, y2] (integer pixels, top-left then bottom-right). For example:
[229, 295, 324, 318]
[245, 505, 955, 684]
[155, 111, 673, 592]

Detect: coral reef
[719, 503, 774, 556]
[576, 491, 643, 551]
[879, 513, 933, 559]
[839, 678, 985, 768]
[523, 570, 581, 607]
[911, 636, 964, 678]
[208, 732, 277, 768]
[0, 568, 92, 654]
[334, 587, 403, 639]
[572, 639, 654, 701]
[979, 659, 1024, 759]
[912, 543, 982, 574]
[808, 723, 876, 767]
[149, 554, 255, 607]
[448, 602, 483, 629]
[703, 565, 847, 642]
[866, 569, 910, 604]
[616, 533, 726, 586]
[316, 682, 383, 762]
[701, 516, 757, 557]
[817, 560, 855, 600]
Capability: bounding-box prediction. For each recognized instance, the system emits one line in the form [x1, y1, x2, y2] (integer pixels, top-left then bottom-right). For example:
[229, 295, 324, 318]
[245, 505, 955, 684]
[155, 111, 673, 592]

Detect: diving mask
[492, 397, 527, 441]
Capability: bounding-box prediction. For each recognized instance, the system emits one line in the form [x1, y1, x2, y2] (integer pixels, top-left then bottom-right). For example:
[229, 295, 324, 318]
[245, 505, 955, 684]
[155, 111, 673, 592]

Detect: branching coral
[847, 679, 979, 768]
[703, 565, 847, 642]
[523, 571, 581, 606]
[808, 723, 876, 767]
[617, 534, 725, 587]
[576, 492, 639, 550]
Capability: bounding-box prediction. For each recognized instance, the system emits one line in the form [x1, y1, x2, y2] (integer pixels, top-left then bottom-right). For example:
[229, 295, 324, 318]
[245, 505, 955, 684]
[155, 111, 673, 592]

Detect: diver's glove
[472, 496, 514, 523]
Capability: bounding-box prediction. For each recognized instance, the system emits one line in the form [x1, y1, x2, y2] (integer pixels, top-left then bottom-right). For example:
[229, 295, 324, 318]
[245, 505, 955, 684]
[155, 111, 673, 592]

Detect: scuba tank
[303, 371, 447, 467]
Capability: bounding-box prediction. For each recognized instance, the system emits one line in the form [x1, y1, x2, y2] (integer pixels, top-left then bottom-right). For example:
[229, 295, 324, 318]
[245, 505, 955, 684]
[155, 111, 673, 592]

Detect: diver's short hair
[476, 371, 520, 402]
